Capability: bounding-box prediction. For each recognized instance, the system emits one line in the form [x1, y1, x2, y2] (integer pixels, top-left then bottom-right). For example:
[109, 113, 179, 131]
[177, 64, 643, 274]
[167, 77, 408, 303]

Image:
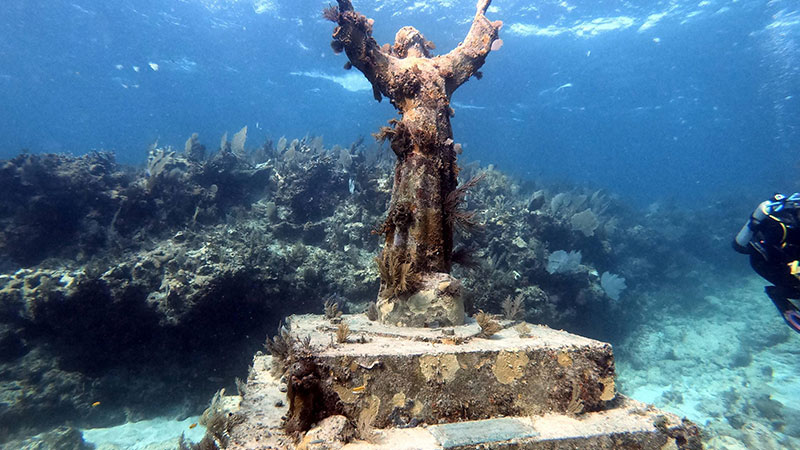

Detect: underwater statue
[325, 0, 503, 327]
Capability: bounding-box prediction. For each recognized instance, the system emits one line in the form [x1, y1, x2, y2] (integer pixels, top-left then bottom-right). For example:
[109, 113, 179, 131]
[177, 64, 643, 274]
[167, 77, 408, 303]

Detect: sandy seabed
[617, 274, 800, 449]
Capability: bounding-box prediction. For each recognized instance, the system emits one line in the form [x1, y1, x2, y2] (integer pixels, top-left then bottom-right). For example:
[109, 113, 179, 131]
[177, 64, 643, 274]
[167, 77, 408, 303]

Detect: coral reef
[0, 426, 93, 450]
[0, 136, 391, 442]
[0, 133, 721, 443]
[0, 152, 131, 268]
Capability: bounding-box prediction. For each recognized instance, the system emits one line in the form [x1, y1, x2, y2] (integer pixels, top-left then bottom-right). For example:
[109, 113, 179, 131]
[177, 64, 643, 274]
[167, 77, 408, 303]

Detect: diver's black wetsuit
[734, 194, 800, 333]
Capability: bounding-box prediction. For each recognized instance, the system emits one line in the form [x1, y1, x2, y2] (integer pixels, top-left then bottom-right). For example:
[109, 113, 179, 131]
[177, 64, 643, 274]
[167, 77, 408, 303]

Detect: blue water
[1, 2, 800, 446]
[1, 0, 797, 206]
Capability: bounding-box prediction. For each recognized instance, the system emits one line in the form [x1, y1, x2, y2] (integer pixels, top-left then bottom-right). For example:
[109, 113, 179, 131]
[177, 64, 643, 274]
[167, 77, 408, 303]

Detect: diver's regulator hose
[735, 200, 771, 248]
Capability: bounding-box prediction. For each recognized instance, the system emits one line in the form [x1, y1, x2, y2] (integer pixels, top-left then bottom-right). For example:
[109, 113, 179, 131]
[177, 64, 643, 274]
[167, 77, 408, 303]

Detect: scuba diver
[734, 193, 800, 333]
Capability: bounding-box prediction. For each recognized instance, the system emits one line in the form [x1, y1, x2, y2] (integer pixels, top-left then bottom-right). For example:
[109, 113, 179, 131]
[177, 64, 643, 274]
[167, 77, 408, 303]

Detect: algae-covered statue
[325, 0, 503, 327]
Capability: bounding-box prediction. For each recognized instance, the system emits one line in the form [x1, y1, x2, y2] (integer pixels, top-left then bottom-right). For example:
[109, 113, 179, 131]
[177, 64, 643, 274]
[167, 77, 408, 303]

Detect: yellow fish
[189, 423, 198, 429]
[91, 402, 101, 407]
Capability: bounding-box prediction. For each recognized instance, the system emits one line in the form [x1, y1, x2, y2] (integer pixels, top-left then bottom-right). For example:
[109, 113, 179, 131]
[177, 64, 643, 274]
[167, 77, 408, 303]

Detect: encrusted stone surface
[222, 354, 294, 450]
[340, 397, 701, 449]
[223, 331, 701, 450]
[377, 272, 465, 327]
[284, 314, 615, 429]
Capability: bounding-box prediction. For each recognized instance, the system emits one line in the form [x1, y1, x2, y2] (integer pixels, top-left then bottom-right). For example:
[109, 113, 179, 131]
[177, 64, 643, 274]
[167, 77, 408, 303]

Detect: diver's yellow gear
[789, 260, 800, 280]
[736, 194, 800, 263]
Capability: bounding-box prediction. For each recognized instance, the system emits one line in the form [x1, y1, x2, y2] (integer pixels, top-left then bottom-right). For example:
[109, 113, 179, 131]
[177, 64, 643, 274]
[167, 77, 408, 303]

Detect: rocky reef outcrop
[0, 135, 720, 443]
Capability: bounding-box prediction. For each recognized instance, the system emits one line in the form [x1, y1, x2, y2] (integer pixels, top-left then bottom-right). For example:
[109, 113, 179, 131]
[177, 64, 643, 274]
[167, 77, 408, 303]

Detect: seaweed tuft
[323, 296, 343, 320]
[264, 322, 292, 376]
[335, 322, 350, 343]
[501, 293, 525, 321]
[445, 173, 485, 234]
[475, 310, 501, 338]
[199, 389, 245, 448]
[322, 5, 339, 22]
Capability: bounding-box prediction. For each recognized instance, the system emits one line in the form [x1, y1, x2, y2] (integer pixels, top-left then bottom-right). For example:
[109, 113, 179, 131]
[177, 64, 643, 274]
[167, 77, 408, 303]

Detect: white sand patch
[82, 416, 205, 450]
[617, 274, 800, 446]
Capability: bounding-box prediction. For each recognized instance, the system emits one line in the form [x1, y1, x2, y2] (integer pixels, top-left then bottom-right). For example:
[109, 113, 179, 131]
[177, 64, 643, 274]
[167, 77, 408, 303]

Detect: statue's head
[393, 26, 432, 58]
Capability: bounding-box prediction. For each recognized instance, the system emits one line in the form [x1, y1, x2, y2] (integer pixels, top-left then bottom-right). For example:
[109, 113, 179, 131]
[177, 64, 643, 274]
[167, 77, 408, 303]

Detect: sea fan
[546, 250, 582, 274]
[600, 272, 627, 301]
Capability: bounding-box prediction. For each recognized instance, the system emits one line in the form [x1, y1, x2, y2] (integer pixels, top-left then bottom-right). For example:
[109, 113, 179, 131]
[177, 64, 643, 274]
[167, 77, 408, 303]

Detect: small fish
[92, 401, 101, 407]
[352, 385, 366, 393]
[189, 423, 198, 429]
[148, 62, 159, 71]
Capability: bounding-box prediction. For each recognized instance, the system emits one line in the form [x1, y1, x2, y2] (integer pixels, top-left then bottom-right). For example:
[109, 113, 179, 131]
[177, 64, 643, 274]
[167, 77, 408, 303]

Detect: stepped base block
[283, 314, 615, 430]
[217, 314, 701, 449]
[340, 398, 701, 449]
[223, 359, 700, 450]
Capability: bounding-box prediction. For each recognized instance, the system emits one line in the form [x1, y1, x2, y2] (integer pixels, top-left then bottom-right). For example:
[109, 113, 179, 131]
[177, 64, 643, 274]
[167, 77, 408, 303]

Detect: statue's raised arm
[442, 0, 503, 96]
[326, 0, 392, 101]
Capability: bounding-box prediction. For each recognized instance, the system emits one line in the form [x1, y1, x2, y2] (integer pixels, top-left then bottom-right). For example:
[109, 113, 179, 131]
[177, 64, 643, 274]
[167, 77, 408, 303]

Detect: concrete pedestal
[377, 273, 465, 327]
[211, 314, 701, 450]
